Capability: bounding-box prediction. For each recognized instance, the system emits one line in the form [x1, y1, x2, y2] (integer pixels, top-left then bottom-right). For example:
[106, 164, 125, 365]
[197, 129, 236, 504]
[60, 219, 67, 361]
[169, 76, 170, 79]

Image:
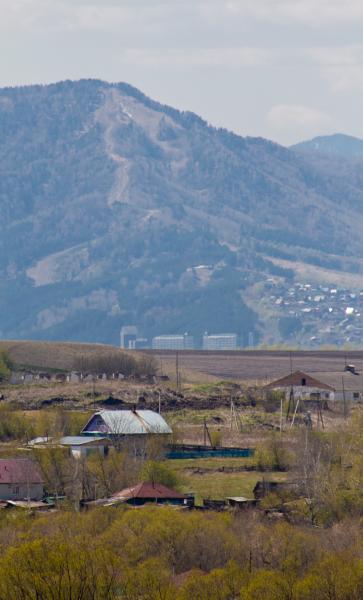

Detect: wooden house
[0, 459, 43, 501]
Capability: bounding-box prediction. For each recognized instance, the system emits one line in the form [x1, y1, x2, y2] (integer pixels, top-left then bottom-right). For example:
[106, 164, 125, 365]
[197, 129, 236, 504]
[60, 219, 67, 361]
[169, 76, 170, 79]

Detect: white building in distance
[203, 333, 237, 350]
[120, 326, 138, 349]
[152, 334, 194, 350]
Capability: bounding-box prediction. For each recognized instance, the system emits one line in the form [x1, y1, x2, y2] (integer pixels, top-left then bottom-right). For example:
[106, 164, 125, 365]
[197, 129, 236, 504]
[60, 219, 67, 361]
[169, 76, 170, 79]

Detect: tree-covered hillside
[2, 80, 363, 344]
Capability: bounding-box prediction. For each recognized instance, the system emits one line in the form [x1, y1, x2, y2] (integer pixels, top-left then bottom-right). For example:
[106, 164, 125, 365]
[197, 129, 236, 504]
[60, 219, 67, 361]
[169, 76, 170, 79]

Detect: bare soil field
[148, 349, 363, 382]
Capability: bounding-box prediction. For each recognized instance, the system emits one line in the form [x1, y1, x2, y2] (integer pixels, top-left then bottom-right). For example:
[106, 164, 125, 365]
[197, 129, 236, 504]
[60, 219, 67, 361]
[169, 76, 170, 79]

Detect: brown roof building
[264, 367, 363, 402]
[0, 459, 44, 501]
[111, 481, 191, 506]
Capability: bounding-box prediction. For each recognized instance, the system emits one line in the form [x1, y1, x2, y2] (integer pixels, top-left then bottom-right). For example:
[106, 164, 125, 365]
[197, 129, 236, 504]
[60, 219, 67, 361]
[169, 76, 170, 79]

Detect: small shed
[67, 371, 82, 383]
[59, 436, 109, 458]
[28, 436, 109, 459]
[226, 496, 258, 509]
[253, 480, 299, 501]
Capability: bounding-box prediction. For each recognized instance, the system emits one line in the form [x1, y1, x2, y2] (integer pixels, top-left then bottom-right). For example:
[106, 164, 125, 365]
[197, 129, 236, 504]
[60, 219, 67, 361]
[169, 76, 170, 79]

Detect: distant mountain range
[2, 80, 363, 346]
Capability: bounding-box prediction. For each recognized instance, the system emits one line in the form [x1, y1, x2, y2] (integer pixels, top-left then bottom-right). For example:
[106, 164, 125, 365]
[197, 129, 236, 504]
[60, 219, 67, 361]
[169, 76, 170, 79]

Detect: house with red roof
[111, 481, 192, 507]
[0, 459, 44, 501]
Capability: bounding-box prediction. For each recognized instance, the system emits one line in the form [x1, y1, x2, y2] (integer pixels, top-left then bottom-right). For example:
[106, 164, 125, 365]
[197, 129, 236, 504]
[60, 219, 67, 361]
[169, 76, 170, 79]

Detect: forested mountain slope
[1, 80, 363, 344]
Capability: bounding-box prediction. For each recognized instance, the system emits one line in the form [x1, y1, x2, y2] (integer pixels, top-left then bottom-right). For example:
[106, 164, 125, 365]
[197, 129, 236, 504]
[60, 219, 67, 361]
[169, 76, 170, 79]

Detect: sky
[1, 0, 363, 145]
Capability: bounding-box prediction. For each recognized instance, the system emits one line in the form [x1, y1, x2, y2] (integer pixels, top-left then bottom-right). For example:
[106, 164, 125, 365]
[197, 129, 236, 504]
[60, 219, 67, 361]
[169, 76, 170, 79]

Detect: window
[353, 392, 359, 400]
[301, 378, 306, 386]
[13, 487, 19, 495]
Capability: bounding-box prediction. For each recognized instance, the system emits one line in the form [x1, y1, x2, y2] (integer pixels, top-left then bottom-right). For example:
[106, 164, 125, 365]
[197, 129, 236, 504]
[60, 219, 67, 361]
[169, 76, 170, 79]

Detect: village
[263, 279, 363, 346]
[0, 341, 363, 518]
[0, 343, 363, 596]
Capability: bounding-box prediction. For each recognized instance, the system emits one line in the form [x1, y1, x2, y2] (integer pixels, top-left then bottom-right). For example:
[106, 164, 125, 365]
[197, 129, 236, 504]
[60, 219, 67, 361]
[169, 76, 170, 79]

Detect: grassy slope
[0, 340, 133, 371]
[170, 457, 286, 504]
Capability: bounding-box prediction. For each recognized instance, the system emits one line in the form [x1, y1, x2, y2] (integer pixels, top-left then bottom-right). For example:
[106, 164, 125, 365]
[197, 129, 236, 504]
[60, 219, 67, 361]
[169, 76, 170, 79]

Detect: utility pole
[92, 376, 96, 410]
[175, 351, 180, 392]
[342, 376, 347, 419]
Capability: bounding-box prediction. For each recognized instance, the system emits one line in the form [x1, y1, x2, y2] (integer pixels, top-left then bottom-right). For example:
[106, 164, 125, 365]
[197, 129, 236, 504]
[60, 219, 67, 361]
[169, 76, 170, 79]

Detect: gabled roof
[82, 410, 172, 435]
[265, 369, 363, 393]
[112, 481, 186, 500]
[264, 370, 334, 391]
[305, 370, 363, 392]
[0, 459, 43, 485]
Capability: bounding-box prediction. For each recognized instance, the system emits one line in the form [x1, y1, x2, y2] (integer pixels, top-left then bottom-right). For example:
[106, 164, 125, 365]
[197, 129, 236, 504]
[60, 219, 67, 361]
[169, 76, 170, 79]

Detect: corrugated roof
[0, 459, 43, 485]
[82, 410, 172, 435]
[28, 436, 53, 446]
[59, 436, 108, 446]
[112, 481, 186, 500]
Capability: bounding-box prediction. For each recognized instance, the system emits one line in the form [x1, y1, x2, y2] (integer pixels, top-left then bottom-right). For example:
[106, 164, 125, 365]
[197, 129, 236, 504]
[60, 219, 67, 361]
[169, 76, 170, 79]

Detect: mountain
[291, 133, 363, 158]
[2, 80, 363, 346]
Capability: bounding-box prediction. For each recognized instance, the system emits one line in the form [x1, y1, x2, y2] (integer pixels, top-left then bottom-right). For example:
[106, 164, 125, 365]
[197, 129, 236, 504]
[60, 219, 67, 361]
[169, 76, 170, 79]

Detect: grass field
[0, 340, 135, 371]
[169, 456, 285, 504]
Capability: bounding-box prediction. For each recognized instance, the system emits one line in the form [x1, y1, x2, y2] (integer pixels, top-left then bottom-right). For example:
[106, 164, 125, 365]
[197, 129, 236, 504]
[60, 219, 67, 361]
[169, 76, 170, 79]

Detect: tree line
[0, 505, 362, 599]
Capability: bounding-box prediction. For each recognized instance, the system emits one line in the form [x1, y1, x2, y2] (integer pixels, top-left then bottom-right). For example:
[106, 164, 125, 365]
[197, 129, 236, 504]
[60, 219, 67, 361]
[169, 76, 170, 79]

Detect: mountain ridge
[291, 133, 363, 158]
[2, 79, 363, 346]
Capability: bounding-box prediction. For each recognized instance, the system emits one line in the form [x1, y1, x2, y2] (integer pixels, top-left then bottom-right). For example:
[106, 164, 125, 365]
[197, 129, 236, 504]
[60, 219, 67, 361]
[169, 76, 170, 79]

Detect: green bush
[141, 460, 181, 490]
[0, 350, 13, 382]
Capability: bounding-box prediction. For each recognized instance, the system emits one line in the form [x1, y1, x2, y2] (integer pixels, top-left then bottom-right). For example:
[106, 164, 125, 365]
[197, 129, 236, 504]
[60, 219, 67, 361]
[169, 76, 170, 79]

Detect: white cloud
[266, 105, 333, 145]
[4, 0, 363, 34]
[305, 45, 363, 92]
[224, 0, 363, 25]
[119, 47, 273, 69]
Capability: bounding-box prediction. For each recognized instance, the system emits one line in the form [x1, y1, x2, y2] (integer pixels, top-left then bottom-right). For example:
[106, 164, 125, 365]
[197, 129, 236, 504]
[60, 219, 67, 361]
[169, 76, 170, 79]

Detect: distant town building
[202, 333, 237, 350]
[152, 334, 194, 350]
[120, 326, 138, 349]
[248, 332, 255, 347]
[134, 338, 149, 349]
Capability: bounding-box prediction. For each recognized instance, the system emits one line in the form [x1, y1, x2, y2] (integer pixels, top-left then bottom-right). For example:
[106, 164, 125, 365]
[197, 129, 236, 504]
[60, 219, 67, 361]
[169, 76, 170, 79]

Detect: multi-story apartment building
[202, 333, 237, 350]
[152, 334, 194, 350]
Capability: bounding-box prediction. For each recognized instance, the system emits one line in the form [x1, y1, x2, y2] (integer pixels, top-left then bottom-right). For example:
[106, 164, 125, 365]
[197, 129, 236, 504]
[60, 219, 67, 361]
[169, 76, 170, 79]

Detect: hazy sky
[1, 0, 363, 145]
